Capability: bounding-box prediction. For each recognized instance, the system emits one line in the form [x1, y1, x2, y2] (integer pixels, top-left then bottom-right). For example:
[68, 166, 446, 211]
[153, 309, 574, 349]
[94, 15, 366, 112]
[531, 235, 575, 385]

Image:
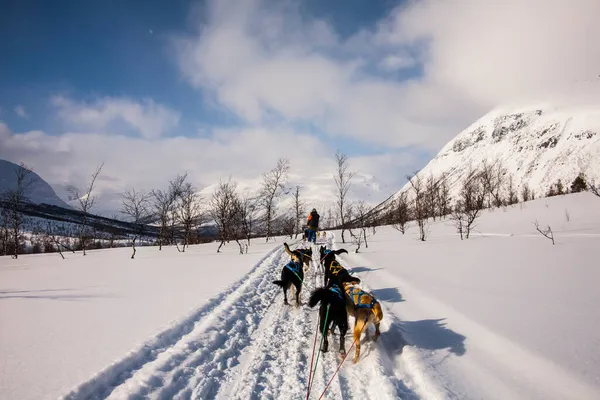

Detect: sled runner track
[214, 238, 333, 400]
[61, 241, 301, 400]
[212, 236, 336, 399]
[214, 234, 412, 400]
[63, 236, 417, 400]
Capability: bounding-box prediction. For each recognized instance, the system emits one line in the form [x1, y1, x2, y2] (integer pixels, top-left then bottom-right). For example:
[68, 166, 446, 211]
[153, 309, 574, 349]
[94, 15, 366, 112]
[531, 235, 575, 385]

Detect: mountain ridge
[372, 102, 600, 214]
[0, 159, 74, 209]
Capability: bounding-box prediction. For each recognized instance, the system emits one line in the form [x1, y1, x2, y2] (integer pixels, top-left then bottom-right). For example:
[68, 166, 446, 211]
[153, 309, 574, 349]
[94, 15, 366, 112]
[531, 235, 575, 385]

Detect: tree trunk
[131, 236, 137, 259]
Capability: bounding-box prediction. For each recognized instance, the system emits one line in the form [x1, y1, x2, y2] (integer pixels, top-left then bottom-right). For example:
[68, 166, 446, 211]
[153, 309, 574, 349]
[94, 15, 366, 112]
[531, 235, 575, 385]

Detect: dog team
[272, 208, 383, 364]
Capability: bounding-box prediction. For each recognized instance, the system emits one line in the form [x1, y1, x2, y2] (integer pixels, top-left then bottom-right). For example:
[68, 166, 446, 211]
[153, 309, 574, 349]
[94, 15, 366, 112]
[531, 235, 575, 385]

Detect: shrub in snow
[571, 173, 587, 193]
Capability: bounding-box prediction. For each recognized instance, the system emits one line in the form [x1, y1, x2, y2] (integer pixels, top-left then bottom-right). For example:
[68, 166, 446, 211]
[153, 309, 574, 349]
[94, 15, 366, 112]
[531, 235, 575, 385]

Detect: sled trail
[63, 237, 417, 400]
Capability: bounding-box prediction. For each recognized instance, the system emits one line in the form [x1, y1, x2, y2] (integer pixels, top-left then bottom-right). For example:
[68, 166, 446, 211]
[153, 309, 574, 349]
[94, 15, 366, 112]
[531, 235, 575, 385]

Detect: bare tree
[43, 221, 76, 259]
[353, 200, 372, 249]
[1, 162, 34, 258]
[407, 173, 428, 241]
[70, 162, 104, 255]
[334, 150, 356, 243]
[450, 207, 467, 240]
[521, 183, 531, 202]
[0, 206, 10, 256]
[281, 212, 296, 239]
[454, 165, 485, 239]
[210, 178, 238, 253]
[167, 173, 189, 245]
[176, 182, 203, 252]
[534, 219, 555, 245]
[259, 158, 290, 242]
[425, 174, 440, 220]
[120, 188, 152, 259]
[151, 187, 175, 250]
[239, 190, 257, 246]
[506, 175, 518, 205]
[437, 174, 451, 217]
[293, 185, 304, 239]
[229, 195, 251, 254]
[391, 192, 410, 234]
[480, 158, 506, 208]
[590, 179, 600, 198]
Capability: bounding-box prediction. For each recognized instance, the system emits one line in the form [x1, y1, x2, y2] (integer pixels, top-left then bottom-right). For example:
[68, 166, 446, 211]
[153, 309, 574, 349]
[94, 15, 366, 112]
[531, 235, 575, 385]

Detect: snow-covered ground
[1, 192, 599, 399]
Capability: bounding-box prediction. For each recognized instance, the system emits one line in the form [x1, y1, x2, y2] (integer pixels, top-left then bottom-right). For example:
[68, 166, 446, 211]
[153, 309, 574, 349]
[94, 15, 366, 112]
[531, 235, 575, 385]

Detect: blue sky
[0, 0, 404, 144]
[2, 0, 591, 215]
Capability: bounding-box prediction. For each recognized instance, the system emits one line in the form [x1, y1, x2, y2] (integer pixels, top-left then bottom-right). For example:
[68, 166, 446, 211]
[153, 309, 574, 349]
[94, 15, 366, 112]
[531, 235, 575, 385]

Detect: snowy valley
[1, 192, 599, 400]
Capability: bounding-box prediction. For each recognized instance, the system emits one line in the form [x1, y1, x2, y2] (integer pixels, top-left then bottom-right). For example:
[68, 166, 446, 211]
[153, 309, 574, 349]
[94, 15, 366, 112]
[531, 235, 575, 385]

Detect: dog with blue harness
[308, 282, 350, 356]
[342, 281, 384, 363]
[273, 243, 305, 306]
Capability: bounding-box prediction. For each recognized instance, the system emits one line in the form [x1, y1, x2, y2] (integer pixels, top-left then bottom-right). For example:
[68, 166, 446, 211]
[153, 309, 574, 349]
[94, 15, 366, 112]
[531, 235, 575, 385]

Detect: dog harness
[297, 249, 310, 258]
[285, 260, 303, 275]
[345, 286, 377, 310]
[329, 284, 345, 301]
[329, 260, 344, 276]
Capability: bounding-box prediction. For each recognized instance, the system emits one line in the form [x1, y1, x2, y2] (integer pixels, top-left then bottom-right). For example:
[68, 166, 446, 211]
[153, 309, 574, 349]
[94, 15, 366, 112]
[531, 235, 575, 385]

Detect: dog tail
[283, 242, 294, 256]
[334, 249, 348, 255]
[273, 280, 286, 287]
[308, 287, 332, 308]
[373, 301, 384, 321]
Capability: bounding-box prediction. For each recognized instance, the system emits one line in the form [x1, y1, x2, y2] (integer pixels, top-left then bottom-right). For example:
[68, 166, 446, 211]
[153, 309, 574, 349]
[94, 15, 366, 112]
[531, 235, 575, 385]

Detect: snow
[0, 159, 73, 209]
[2, 192, 600, 400]
[387, 103, 600, 207]
[0, 239, 287, 400]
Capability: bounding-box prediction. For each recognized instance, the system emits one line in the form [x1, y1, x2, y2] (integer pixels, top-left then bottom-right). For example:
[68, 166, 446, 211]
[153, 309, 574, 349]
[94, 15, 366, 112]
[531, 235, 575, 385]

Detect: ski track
[62, 235, 419, 400]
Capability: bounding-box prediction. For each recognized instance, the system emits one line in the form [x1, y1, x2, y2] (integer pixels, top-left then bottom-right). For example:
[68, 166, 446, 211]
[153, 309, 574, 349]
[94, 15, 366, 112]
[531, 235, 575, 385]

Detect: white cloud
[379, 53, 416, 71]
[173, 0, 464, 151]
[51, 96, 181, 139]
[374, 0, 600, 105]
[174, 0, 599, 151]
[14, 105, 28, 119]
[0, 122, 414, 216]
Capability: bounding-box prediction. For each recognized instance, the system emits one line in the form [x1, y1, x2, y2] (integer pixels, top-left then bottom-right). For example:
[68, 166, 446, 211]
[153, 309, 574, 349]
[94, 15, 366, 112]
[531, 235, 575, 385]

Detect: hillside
[0, 159, 73, 209]
[388, 103, 600, 206]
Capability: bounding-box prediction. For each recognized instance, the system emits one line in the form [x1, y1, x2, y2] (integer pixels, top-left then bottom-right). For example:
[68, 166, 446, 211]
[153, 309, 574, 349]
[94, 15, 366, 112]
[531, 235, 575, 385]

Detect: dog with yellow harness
[342, 281, 384, 363]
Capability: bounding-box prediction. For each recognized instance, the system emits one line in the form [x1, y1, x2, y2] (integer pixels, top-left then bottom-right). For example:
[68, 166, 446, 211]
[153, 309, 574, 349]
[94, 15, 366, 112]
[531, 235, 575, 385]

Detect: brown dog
[342, 281, 384, 363]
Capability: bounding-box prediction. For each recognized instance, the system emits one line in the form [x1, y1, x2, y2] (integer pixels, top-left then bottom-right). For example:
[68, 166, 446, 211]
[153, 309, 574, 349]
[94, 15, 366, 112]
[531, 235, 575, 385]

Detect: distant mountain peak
[0, 159, 73, 209]
[386, 102, 600, 206]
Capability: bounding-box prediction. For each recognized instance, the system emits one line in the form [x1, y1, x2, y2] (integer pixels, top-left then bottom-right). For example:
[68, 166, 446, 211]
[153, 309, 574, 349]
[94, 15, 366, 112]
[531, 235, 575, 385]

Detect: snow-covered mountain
[0, 159, 73, 209]
[390, 103, 600, 204]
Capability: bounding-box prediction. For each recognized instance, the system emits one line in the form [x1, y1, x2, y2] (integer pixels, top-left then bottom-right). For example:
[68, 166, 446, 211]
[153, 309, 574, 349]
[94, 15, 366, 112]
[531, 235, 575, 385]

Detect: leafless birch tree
[259, 158, 290, 242]
[534, 219, 555, 245]
[480, 158, 506, 208]
[120, 188, 152, 259]
[1, 162, 33, 258]
[210, 178, 238, 253]
[589, 179, 600, 198]
[43, 221, 76, 259]
[407, 173, 428, 241]
[334, 151, 356, 243]
[293, 185, 304, 239]
[151, 187, 175, 250]
[176, 182, 203, 252]
[70, 162, 104, 255]
[452, 164, 485, 239]
[391, 192, 410, 234]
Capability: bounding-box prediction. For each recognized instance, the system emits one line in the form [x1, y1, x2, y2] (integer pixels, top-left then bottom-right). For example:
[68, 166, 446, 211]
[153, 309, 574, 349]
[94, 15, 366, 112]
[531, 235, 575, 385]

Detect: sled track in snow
[61, 242, 292, 400]
[63, 237, 418, 400]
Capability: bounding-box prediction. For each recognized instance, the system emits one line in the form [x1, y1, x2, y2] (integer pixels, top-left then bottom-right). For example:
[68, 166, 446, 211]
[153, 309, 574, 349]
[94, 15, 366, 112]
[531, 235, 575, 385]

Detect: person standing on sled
[306, 208, 320, 243]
